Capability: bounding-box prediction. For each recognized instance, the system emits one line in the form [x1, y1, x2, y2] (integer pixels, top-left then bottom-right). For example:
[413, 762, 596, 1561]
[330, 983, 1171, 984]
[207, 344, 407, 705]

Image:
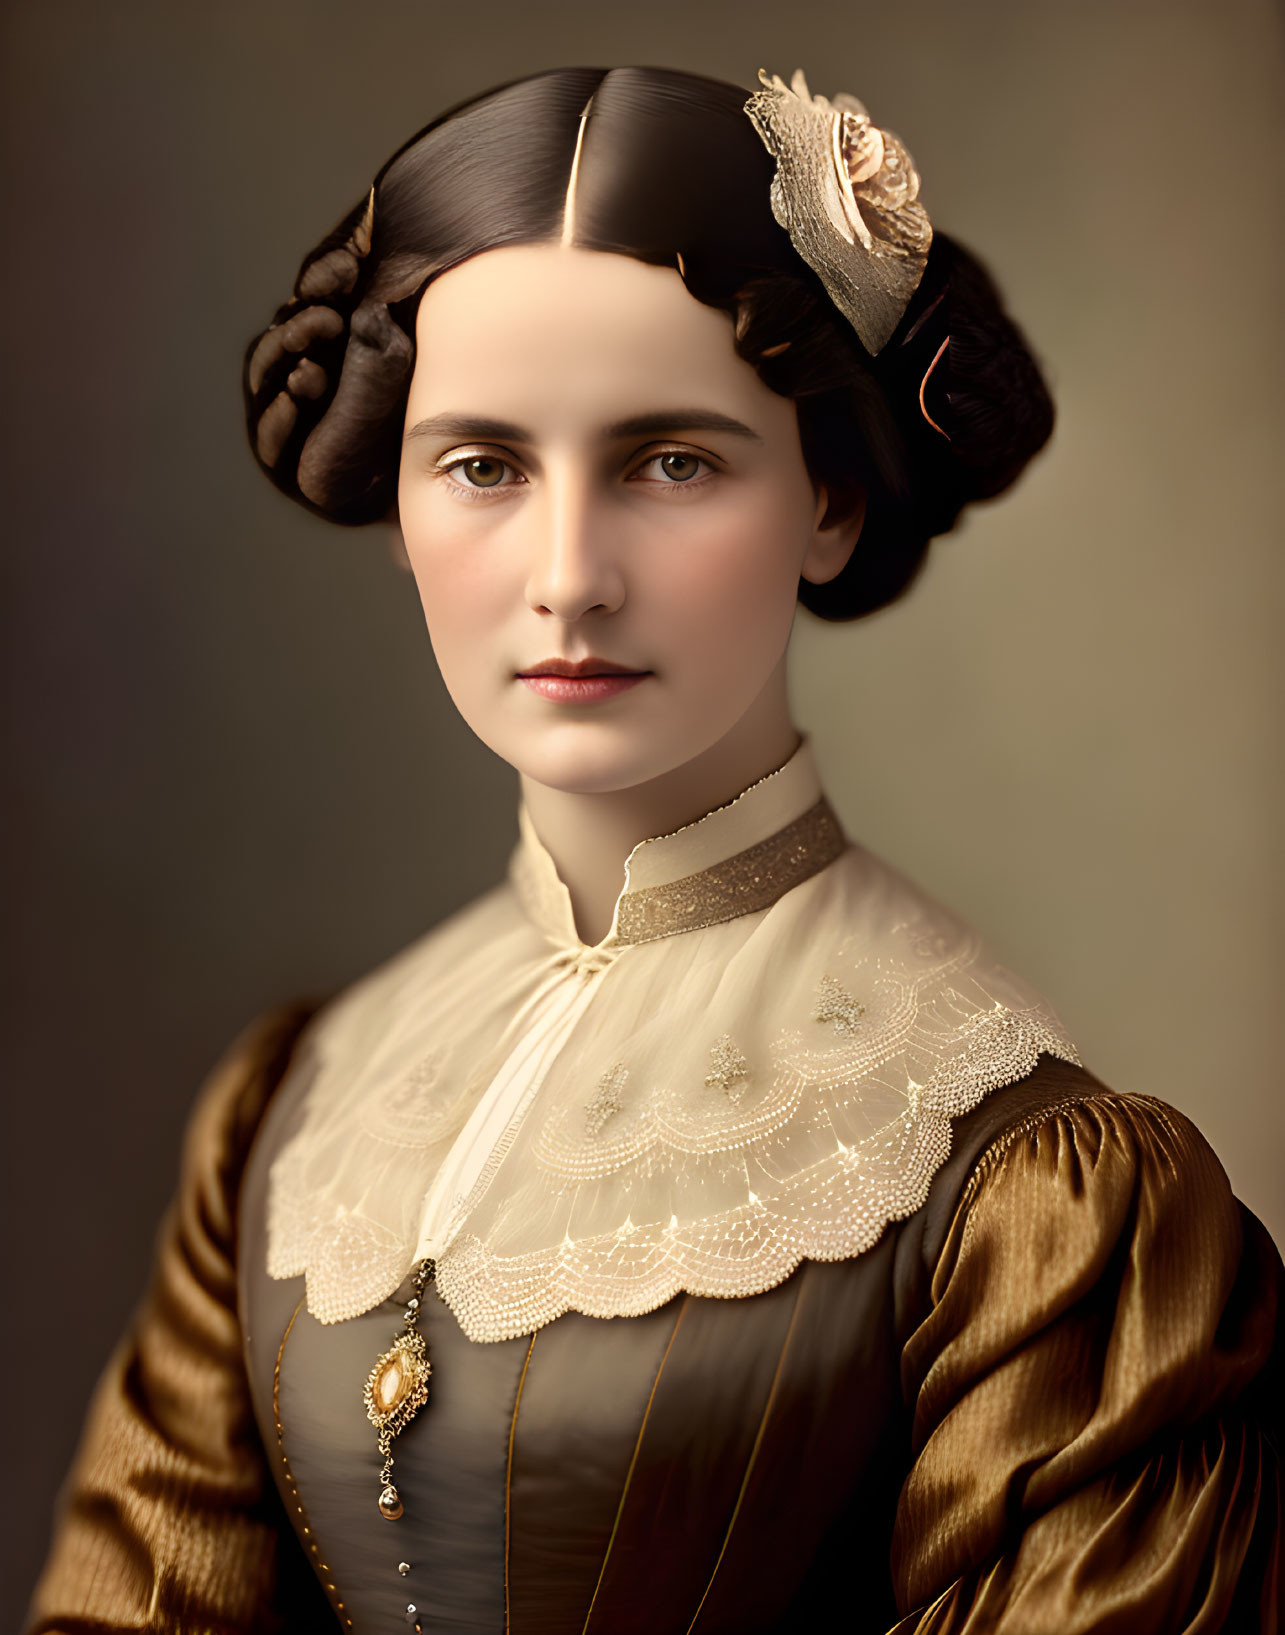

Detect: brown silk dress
[26, 1002, 1283, 1633]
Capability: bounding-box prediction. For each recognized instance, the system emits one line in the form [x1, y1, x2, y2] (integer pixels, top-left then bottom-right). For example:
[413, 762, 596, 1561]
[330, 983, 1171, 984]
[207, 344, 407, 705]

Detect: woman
[28, 65, 1282, 1634]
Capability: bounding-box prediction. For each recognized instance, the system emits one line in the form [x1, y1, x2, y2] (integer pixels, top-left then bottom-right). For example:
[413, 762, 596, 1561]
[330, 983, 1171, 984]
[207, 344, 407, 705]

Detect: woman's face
[397, 244, 858, 796]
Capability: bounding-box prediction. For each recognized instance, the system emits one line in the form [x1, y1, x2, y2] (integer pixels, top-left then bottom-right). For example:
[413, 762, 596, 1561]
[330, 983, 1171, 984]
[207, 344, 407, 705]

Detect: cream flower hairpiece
[745, 69, 932, 355]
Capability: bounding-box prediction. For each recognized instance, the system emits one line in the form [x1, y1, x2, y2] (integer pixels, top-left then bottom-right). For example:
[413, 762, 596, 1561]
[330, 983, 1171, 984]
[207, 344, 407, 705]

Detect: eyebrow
[403, 410, 762, 445]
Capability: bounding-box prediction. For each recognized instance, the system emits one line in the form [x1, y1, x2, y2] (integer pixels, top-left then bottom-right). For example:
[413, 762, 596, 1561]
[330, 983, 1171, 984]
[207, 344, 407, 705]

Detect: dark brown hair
[244, 66, 1054, 620]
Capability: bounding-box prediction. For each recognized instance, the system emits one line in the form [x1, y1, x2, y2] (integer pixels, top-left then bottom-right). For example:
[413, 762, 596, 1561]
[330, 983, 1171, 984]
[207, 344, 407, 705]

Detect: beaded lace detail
[266, 743, 1080, 1340]
[433, 911, 1078, 1340]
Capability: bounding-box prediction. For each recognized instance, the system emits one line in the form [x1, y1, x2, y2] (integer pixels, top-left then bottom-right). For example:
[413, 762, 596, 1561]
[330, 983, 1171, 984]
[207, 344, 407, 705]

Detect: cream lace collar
[267, 741, 1080, 1340]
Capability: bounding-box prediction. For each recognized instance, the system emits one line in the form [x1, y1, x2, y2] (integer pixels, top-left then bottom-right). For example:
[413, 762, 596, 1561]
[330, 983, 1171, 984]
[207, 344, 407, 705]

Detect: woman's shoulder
[950, 1068, 1254, 1247]
[932, 1056, 1267, 1247]
[895, 1054, 1282, 1335]
[891, 1060, 1284, 1631]
[815, 842, 1280, 1295]
[302, 875, 524, 1053]
[909, 1058, 1283, 1356]
[171, 1000, 321, 1210]
[169, 877, 528, 1218]
[161, 879, 521, 1194]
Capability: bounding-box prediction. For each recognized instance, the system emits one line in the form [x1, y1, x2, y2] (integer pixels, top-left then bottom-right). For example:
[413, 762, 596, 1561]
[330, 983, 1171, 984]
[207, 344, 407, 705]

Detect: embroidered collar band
[509, 738, 847, 952]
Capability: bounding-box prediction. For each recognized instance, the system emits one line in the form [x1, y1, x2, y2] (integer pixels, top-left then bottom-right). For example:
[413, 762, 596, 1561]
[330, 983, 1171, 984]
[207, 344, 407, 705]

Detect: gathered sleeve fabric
[25, 1002, 330, 1635]
[890, 1092, 1283, 1633]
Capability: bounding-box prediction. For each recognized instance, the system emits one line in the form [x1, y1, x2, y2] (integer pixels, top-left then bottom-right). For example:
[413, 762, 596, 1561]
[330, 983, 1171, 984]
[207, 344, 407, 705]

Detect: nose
[523, 463, 624, 621]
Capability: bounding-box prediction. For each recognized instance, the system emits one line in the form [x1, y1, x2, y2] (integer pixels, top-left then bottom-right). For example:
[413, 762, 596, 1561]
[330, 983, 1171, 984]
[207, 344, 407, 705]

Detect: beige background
[4, 0, 1282, 1615]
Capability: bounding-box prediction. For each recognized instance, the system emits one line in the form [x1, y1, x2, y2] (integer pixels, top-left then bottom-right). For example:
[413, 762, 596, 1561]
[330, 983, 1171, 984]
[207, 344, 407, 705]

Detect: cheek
[645, 492, 808, 661]
[398, 471, 508, 638]
[404, 541, 507, 681]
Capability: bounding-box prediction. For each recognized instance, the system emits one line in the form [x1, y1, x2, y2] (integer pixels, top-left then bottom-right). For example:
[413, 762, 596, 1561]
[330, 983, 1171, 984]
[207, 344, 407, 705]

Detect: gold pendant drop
[363, 1257, 434, 1521]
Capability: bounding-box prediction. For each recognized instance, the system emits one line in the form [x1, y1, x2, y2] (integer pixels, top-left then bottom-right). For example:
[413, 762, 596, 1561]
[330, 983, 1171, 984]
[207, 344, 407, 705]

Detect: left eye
[638, 452, 708, 484]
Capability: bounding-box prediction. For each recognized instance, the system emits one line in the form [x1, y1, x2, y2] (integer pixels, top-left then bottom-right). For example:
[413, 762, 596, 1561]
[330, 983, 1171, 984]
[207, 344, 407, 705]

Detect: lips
[515, 657, 651, 705]
[516, 657, 648, 678]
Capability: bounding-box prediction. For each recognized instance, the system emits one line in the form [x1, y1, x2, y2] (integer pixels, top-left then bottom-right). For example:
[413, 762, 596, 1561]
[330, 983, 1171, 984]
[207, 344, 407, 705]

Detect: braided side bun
[939, 238, 1056, 504]
[711, 230, 1055, 620]
[800, 233, 1055, 620]
[244, 190, 414, 524]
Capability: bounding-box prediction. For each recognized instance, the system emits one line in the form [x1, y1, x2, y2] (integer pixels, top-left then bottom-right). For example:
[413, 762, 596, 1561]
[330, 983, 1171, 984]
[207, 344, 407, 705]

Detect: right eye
[439, 455, 524, 495]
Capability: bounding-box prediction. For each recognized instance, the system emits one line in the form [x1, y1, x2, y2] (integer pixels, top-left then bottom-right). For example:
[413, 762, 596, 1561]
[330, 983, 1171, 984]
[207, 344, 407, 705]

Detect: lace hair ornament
[745, 69, 933, 355]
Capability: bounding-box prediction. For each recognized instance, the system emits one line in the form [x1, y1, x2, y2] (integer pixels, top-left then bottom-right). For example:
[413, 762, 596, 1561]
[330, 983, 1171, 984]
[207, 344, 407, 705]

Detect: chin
[512, 747, 673, 797]
[489, 720, 713, 798]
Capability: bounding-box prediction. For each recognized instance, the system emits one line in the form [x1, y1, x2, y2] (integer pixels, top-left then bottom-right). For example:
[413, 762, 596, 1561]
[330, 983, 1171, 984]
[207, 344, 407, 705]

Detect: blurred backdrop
[3, 0, 1282, 1617]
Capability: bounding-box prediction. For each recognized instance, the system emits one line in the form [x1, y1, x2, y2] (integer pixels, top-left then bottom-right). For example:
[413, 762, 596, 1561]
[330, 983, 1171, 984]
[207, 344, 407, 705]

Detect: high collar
[508, 737, 847, 954]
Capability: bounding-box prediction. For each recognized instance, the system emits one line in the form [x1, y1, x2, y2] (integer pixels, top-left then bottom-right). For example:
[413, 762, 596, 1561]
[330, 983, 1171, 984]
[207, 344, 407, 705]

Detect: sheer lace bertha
[266, 742, 1081, 1340]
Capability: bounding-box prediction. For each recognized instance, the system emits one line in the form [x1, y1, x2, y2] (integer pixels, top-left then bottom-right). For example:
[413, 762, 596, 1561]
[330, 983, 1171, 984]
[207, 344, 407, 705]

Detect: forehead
[407, 244, 769, 427]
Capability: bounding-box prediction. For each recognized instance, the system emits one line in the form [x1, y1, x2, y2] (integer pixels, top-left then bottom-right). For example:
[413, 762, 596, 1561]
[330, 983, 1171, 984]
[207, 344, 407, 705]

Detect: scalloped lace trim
[433, 1007, 1077, 1340]
[266, 838, 1081, 1340]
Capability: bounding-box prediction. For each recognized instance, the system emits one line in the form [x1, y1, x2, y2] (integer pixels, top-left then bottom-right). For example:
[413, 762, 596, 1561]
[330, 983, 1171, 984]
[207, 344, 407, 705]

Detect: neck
[520, 703, 802, 947]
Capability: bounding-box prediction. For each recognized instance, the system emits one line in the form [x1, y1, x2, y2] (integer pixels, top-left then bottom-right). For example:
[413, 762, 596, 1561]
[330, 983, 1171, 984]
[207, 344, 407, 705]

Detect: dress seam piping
[580, 1296, 691, 1634]
[685, 1279, 809, 1635]
[504, 1330, 539, 1633]
[272, 1292, 354, 1629]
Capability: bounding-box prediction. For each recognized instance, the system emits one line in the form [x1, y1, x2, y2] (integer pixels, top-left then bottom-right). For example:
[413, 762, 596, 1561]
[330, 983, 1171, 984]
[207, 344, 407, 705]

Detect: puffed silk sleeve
[25, 1002, 327, 1635]
[890, 1093, 1283, 1633]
